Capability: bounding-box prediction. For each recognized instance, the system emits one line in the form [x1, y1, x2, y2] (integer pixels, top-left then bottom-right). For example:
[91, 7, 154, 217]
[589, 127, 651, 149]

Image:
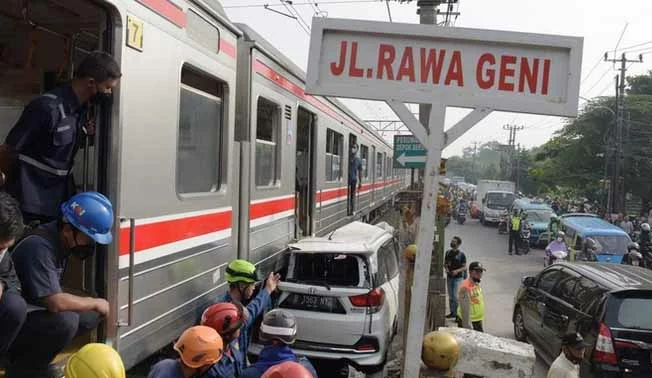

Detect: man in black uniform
[0, 51, 121, 224]
[0, 192, 27, 358]
[7, 191, 114, 378]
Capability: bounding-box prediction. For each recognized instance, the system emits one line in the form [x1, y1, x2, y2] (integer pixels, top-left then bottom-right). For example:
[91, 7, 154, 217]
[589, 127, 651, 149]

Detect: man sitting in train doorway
[348, 143, 363, 216]
[0, 51, 121, 225]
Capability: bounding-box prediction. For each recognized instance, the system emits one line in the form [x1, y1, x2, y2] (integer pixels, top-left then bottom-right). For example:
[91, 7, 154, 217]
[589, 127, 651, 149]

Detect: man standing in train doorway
[0, 51, 121, 224]
[348, 143, 363, 216]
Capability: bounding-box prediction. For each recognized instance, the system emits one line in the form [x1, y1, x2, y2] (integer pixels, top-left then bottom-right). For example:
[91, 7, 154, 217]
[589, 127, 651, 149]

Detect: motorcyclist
[622, 242, 644, 267]
[548, 214, 561, 242]
[545, 231, 568, 266]
[578, 238, 599, 262]
[638, 223, 652, 262]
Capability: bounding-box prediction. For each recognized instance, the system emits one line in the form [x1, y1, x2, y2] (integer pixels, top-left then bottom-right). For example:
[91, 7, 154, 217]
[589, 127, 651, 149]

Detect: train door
[371, 146, 376, 203]
[0, 0, 118, 358]
[296, 107, 316, 237]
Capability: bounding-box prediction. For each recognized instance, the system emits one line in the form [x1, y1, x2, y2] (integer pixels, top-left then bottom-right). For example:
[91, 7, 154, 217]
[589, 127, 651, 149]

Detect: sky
[221, 0, 652, 157]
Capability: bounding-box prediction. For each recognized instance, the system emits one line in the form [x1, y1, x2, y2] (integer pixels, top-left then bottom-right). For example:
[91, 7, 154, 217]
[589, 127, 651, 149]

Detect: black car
[513, 262, 652, 377]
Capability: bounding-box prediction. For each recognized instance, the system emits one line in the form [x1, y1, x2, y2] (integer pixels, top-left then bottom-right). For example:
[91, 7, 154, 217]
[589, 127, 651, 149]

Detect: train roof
[234, 22, 391, 148]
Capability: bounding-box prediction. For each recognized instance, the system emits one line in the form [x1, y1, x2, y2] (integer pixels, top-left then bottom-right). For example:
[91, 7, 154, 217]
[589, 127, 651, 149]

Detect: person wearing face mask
[0, 51, 121, 224]
[457, 262, 486, 332]
[347, 143, 363, 216]
[444, 236, 466, 319]
[6, 191, 113, 378]
[545, 231, 568, 266]
[547, 333, 586, 378]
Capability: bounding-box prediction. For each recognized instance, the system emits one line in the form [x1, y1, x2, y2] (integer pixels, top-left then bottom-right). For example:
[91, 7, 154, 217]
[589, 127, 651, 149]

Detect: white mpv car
[250, 221, 400, 374]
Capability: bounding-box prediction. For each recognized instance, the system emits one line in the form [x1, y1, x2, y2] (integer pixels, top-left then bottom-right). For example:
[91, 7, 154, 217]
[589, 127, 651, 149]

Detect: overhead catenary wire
[223, 0, 377, 8]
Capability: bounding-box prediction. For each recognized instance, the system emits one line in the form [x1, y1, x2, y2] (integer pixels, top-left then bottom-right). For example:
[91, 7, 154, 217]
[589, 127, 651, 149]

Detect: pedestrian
[240, 309, 317, 378]
[0, 192, 27, 359]
[547, 333, 586, 378]
[508, 209, 521, 255]
[64, 343, 126, 378]
[6, 192, 113, 378]
[201, 302, 248, 377]
[444, 236, 466, 319]
[0, 51, 121, 224]
[399, 205, 419, 250]
[148, 326, 225, 378]
[347, 143, 363, 216]
[457, 262, 486, 332]
[216, 259, 280, 372]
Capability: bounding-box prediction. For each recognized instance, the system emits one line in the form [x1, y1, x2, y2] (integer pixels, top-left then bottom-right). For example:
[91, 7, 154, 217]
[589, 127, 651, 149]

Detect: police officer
[0, 51, 121, 224]
[508, 209, 521, 255]
[0, 192, 27, 358]
[6, 191, 113, 378]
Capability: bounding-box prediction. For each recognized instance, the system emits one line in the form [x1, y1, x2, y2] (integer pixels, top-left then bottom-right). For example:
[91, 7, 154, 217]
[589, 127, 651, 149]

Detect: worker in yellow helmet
[64, 343, 126, 378]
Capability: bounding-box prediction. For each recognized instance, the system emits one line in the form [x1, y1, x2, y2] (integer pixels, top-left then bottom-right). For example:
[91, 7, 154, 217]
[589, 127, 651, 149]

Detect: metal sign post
[304, 17, 583, 377]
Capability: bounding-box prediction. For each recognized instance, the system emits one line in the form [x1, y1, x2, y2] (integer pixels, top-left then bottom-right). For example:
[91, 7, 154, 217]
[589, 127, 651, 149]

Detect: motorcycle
[545, 249, 568, 266]
[518, 224, 531, 255]
[456, 209, 466, 225]
[497, 211, 508, 234]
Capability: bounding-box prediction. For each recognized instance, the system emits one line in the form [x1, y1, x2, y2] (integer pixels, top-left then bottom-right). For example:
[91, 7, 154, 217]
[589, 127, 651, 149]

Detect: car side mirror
[522, 276, 535, 287]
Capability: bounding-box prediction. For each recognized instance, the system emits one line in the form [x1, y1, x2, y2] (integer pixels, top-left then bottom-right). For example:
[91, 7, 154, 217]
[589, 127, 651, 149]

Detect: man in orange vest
[457, 261, 486, 332]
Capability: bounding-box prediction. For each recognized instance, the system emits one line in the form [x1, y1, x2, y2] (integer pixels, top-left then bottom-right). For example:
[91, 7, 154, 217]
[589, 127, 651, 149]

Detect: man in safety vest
[457, 261, 486, 332]
[508, 209, 521, 255]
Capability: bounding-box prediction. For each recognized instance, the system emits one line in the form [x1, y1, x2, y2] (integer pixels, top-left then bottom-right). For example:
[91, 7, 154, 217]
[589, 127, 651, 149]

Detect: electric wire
[223, 0, 377, 8]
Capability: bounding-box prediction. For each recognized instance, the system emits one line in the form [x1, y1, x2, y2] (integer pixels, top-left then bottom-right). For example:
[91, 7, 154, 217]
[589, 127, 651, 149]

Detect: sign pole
[402, 103, 446, 377]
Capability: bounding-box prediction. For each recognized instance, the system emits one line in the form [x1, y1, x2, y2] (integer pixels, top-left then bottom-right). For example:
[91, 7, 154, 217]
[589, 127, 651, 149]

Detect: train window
[177, 66, 225, 194]
[360, 144, 369, 179]
[325, 129, 343, 181]
[187, 9, 220, 53]
[385, 155, 390, 178]
[376, 152, 383, 178]
[256, 97, 281, 187]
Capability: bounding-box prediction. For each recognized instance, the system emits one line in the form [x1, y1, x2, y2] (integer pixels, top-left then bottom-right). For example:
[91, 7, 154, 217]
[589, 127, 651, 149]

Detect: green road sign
[393, 135, 426, 168]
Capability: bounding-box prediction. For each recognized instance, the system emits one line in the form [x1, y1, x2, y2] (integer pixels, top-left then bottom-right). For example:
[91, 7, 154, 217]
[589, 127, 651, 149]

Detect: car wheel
[513, 307, 527, 342]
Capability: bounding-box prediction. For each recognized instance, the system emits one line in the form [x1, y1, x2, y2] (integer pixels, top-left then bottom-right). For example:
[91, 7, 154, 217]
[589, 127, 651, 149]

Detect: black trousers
[508, 230, 519, 254]
[457, 318, 483, 332]
[348, 182, 357, 215]
[0, 292, 27, 356]
[6, 310, 101, 378]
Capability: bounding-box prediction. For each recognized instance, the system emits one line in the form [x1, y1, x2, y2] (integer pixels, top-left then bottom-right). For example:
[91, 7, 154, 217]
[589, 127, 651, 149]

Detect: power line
[385, 0, 393, 22]
[582, 67, 614, 97]
[223, 0, 377, 8]
[580, 56, 604, 85]
[616, 39, 652, 52]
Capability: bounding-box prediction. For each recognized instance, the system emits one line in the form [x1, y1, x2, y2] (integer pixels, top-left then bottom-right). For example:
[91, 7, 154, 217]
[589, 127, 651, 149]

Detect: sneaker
[445, 313, 456, 319]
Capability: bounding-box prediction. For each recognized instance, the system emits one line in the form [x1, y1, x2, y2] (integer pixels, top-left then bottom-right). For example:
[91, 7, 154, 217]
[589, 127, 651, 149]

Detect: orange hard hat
[262, 361, 313, 378]
[201, 302, 247, 337]
[173, 326, 223, 369]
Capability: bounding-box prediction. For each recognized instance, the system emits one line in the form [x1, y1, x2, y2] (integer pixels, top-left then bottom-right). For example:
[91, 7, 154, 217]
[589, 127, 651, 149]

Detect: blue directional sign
[393, 135, 426, 169]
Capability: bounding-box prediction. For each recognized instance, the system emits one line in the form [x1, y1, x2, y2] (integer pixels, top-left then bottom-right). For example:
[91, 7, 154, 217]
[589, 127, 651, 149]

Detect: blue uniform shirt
[240, 344, 317, 378]
[349, 155, 362, 185]
[147, 359, 184, 378]
[11, 221, 64, 305]
[219, 289, 272, 372]
[6, 85, 84, 218]
[205, 346, 238, 378]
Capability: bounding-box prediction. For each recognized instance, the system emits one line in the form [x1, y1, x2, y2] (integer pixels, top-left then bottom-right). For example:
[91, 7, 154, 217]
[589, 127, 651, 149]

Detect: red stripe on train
[220, 39, 236, 58]
[250, 197, 295, 219]
[136, 0, 187, 28]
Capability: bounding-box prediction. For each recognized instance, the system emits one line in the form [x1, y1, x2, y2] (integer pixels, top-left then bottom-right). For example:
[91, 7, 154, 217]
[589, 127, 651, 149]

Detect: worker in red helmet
[201, 302, 248, 378]
[262, 361, 314, 378]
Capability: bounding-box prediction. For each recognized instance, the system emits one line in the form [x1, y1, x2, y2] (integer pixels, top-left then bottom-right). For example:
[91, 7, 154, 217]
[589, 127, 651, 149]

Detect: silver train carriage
[0, 0, 410, 368]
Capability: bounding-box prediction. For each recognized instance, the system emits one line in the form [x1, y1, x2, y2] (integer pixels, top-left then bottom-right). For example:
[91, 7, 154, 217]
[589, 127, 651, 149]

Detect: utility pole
[515, 144, 521, 193]
[471, 141, 480, 182]
[503, 124, 524, 184]
[604, 52, 642, 214]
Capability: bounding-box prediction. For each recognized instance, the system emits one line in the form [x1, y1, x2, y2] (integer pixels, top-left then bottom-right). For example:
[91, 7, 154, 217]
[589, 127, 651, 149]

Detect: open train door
[295, 107, 317, 238]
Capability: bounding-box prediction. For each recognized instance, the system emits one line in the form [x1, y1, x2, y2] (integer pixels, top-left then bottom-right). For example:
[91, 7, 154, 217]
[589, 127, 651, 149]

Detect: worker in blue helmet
[6, 191, 114, 378]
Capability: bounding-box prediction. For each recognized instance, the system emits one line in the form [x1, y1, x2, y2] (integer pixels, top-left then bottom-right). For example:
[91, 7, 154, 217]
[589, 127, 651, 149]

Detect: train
[0, 0, 409, 368]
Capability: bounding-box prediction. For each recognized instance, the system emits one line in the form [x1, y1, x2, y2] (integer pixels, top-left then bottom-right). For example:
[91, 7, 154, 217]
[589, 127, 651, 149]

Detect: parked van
[511, 199, 554, 246]
[560, 214, 631, 263]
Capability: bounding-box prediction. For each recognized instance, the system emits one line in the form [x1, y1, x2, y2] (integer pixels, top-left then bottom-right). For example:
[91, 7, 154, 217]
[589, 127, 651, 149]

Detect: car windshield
[592, 235, 630, 255]
[486, 193, 515, 209]
[525, 210, 552, 223]
[605, 294, 652, 330]
[286, 253, 367, 287]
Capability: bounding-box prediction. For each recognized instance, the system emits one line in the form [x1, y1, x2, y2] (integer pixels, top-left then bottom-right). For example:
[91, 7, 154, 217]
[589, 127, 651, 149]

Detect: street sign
[393, 135, 425, 168]
[306, 18, 583, 116]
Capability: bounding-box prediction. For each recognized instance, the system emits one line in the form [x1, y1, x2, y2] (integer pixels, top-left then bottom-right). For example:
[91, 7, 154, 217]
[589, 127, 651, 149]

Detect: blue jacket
[220, 289, 272, 372]
[204, 347, 238, 378]
[240, 345, 317, 378]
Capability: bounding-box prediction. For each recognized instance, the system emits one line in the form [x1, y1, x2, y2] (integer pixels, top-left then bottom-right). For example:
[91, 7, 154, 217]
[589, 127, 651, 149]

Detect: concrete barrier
[433, 327, 536, 378]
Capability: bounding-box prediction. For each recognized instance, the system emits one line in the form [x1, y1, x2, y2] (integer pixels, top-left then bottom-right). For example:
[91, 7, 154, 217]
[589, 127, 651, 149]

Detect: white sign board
[306, 18, 583, 117]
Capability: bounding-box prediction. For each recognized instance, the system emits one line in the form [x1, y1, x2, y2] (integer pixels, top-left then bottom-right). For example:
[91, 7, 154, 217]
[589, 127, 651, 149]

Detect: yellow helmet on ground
[422, 331, 460, 371]
[403, 244, 417, 261]
[64, 343, 126, 378]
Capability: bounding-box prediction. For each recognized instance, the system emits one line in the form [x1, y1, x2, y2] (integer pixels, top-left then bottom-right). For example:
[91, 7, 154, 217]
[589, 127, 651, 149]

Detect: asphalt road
[446, 217, 549, 378]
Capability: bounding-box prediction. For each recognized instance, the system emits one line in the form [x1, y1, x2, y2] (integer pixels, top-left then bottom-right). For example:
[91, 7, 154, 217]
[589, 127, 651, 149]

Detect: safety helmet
[642, 223, 651, 232]
[557, 231, 565, 238]
[262, 361, 313, 378]
[173, 326, 223, 369]
[632, 251, 643, 260]
[421, 330, 460, 370]
[225, 259, 258, 284]
[259, 309, 297, 344]
[550, 214, 558, 221]
[64, 343, 126, 378]
[403, 244, 417, 261]
[201, 302, 247, 337]
[61, 191, 114, 245]
[628, 242, 640, 252]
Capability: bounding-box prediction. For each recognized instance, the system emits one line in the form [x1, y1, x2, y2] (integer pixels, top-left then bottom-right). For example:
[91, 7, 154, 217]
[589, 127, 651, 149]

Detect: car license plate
[281, 293, 345, 314]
